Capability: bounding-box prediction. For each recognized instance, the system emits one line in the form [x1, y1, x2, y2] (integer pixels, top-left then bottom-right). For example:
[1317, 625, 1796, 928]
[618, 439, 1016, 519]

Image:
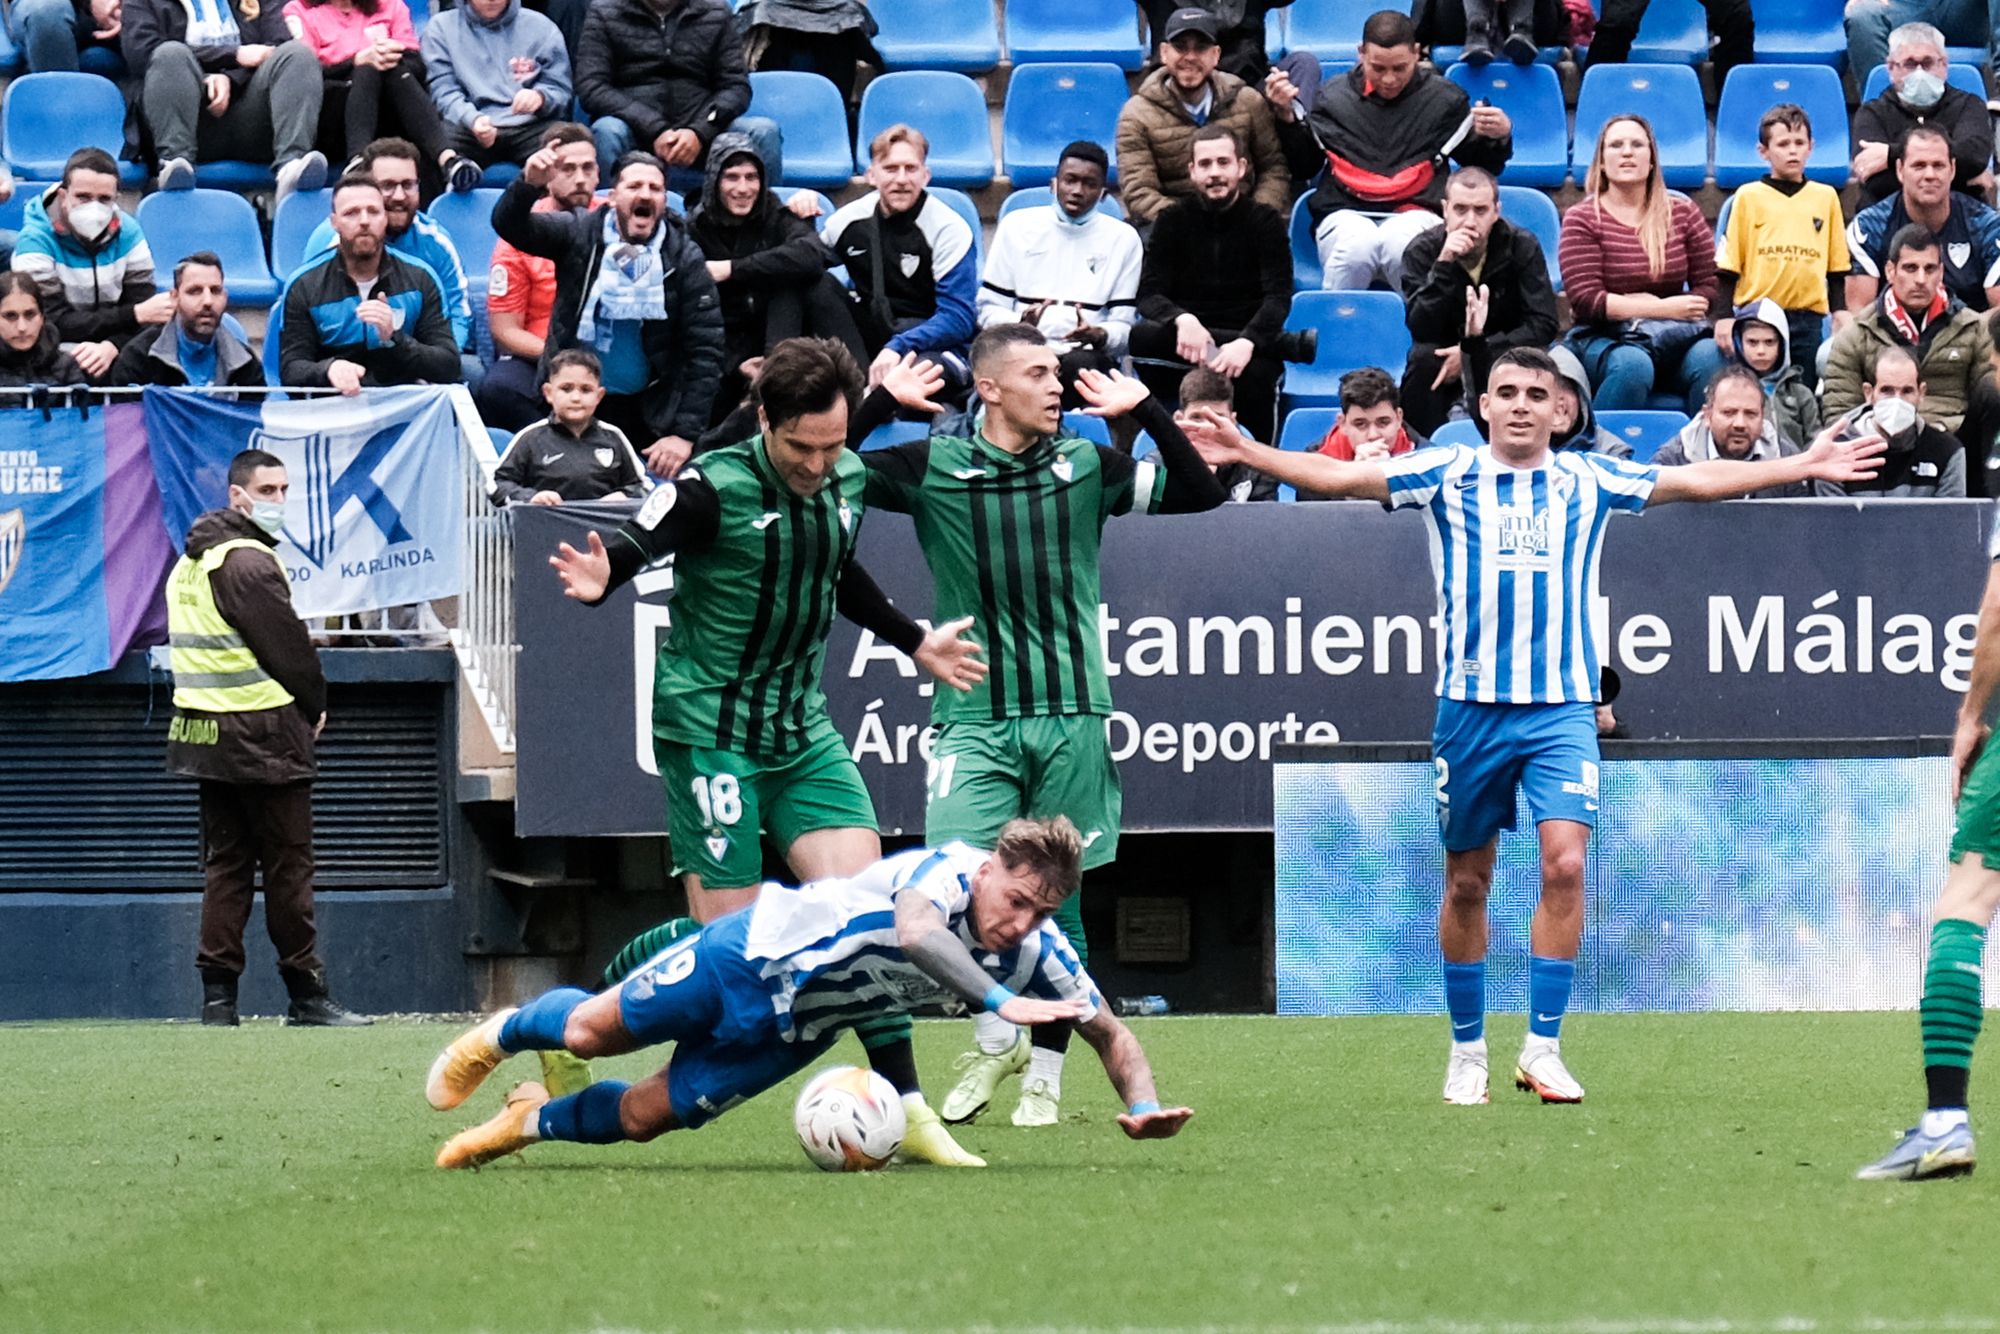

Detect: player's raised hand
[1178, 404, 1249, 466]
[880, 352, 947, 415]
[1116, 1105, 1193, 1140]
[996, 995, 1086, 1027]
[1074, 367, 1151, 418]
[1953, 714, 1990, 803]
[550, 529, 611, 603]
[914, 615, 987, 692]
[1801, 421, 1887, 483]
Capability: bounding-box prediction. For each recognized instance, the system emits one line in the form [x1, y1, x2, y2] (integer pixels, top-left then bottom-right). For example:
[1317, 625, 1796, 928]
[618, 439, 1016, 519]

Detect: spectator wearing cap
[1116, 7, 1293, 226]
[1851, 21, 1993, 207]
[1137, 2, 1323, 107]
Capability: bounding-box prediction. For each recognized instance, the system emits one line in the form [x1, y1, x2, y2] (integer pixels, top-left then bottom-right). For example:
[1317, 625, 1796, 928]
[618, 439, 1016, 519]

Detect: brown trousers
[195, 779, 321, 982]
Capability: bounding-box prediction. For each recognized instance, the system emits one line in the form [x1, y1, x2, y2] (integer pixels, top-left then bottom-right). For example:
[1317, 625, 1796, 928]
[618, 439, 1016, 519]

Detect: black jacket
[0, 335, 88, 388]
[276, 249, 462, 388]
[121, 0, 295, 87]
[686, 131, 833, 367]
[574, 0, 750, 150]
[1854, 85, 1993, 205]
[1136, 193, 1293, 348]
[111, 317, 266, 388]
[164, 509, 327, 787]
[493, 173, 726, 440]
[491, 416, 649, 504]
[1401, 216, 1559, 354]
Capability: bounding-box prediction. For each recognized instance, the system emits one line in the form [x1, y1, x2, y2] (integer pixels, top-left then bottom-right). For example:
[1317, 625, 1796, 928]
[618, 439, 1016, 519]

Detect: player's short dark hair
[1757, 103, 1812, 146]
[228, 449, 285, 488]
[1445, 166, 1498, 200]
[1895, 122, 1953, 164]
[611, 152, 669, 188]
[547, 347, 603, 382]
[1361, 9, 1418, 48]
[1886, 222, 1941, 266]
[358, 137, 422, 172]
[1489, 346, 1562, 388]
[971, 322, 1049, 375]
[1338, 367, 1400, 411]
[331, 172, 383, 206]
[62, 147, 119, 188]
[1188, 122, 1243, 161]
[1703, 363, 1765, 405]
[173, 251, 224, 288]
[1057, 141, 1110, 176]
[1867, 344, 1923, 386]
[541, 121, 594, 152]
[1178, 366, 1234, 408]
[753, 337, 864, 430]
[993, 815, 1084, 898]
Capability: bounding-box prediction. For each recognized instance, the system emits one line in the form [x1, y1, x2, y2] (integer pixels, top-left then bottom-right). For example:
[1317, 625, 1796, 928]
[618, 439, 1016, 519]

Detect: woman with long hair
[0, 272, 88, 388]
[1557, 115, 1725, 413]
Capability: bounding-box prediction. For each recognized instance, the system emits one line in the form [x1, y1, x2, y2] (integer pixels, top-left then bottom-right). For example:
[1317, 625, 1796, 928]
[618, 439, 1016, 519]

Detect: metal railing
[443, 387, 515, 754]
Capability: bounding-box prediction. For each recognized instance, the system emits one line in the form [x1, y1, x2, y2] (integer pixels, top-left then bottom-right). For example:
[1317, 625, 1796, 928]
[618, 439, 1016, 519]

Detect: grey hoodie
[1729, 297, 1822, 450]
[421, 0, 574, 130]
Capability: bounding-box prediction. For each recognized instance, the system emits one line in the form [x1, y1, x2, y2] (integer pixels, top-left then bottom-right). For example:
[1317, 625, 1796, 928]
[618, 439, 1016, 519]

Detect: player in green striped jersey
[548, 338, 989, 1165]
[862, 324, 1228, 1126]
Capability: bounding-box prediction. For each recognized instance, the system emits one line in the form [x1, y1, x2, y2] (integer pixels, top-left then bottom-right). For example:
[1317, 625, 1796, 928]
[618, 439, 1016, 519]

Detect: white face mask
[1870, 396, 1919, 438]
[1898, 69, 1946, 109]
[66, 200, 113, 242]
[249, 500, 287, 538]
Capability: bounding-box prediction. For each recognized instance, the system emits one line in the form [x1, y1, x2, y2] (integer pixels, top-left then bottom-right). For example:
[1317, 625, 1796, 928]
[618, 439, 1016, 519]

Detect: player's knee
[1444, 867, 1491, 909]
[1541, 848, 1587, 897]
[562, 1010, 609, 1058]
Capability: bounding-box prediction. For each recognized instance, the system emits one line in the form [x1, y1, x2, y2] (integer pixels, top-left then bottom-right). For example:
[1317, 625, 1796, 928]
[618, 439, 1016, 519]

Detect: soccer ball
[793, 1065, 906, 1172]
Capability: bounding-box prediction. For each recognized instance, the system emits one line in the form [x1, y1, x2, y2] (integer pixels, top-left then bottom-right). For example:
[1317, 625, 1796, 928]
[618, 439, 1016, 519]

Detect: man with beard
[111, 251, 265, 389]
[1650, 365, 1833, 498]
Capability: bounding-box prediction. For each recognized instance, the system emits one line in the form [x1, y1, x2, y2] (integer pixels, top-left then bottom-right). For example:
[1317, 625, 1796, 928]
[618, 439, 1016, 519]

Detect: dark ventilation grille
[0, 682, 448, 890]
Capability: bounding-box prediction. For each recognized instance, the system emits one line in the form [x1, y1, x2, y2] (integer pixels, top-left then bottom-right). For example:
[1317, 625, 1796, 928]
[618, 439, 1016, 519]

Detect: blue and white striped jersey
[741, 843, 1101, 1042]
[1383, 444, 1658, 704]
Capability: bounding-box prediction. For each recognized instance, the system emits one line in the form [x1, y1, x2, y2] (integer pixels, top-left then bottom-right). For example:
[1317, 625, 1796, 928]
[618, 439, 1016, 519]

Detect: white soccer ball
[793, 1065, 906, 1172]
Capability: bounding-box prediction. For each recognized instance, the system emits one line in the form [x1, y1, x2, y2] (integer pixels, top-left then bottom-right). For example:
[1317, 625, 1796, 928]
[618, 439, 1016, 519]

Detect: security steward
[166, 448, 370, 1028]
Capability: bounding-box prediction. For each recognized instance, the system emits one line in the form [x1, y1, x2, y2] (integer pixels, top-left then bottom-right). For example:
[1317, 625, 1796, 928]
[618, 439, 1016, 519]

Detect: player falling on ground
[547, 337, 988, 1166]
[1190, 346, 1882, 1105]
[426, 816, 1193, 1166]
[858, 324, 1227, 1128]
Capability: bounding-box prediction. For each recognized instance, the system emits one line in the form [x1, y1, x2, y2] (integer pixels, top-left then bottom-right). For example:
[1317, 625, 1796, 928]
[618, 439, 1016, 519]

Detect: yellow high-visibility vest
[167, 538, 295, 713]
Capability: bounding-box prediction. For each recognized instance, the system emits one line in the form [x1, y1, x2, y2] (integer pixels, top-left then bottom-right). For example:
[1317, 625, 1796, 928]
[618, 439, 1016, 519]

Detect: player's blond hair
[993, 816, 1084, 899]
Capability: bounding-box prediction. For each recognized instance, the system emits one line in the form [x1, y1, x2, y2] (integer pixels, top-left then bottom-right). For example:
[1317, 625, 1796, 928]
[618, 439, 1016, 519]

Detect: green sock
[600, 916, 701, 989]
[1921, 918, 1987, 1110]
[852, 1013, 919, 1096]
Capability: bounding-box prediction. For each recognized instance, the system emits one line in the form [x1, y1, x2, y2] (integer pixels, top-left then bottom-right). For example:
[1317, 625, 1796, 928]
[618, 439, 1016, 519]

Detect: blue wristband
[982, 984, 1015, 1013]
[1128, 1099, 1161, 1116]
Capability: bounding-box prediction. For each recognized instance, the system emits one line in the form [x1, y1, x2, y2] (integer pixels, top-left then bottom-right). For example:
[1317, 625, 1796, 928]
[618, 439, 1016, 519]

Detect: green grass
[5, 1013, 2000, 1332]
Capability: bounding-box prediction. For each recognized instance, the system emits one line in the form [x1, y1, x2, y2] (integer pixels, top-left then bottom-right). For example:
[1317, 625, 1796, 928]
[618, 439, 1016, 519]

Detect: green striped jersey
[864, 428, 1167, 722]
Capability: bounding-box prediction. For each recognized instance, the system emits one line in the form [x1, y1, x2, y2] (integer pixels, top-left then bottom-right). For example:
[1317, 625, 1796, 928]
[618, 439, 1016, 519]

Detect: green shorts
[656, 729, 876, 890]
[924, 715, 1122, 875]
[1950, 735, 2000, 864]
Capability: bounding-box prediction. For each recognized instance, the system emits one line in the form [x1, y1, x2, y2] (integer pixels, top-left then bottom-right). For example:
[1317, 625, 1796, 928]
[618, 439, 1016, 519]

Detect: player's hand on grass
[551, 529, 612, 603]
[997, 995, 1085, 1026]
[880, 352, 947, 415]
[1801, 420, 1886, 483]
[1953, 714, 1990, 802]
[1074, 367, 1150, 417]
[1116, 1106, 1193, 1140]
[914, 615, 987, 692]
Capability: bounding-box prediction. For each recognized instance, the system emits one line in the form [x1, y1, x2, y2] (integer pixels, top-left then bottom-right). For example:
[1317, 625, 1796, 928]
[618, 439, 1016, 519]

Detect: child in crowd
[490, 349, 649, 507]
[1175, 367, 1276, 502]
[1727, 298, 1823, 449]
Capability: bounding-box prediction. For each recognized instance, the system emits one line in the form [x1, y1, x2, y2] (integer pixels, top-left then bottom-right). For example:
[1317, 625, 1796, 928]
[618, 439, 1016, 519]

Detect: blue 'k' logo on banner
[251, 423, 413, 569]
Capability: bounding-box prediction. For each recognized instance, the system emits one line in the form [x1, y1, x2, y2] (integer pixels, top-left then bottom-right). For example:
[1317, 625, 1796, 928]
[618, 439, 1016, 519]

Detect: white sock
[1922, 1108, 1970, 1137]
[901, 1091, 930, 1117]
[1451, 1037, 1487, 1055]
[974, 1010, 1017, 1055]
[1522, 1033, 1560, 1055]
[1026, 1046, 1064, 1097]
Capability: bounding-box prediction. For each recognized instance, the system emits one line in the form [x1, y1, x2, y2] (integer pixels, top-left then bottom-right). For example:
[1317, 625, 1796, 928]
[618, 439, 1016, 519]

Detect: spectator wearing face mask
[1825, 344, 1966, 496]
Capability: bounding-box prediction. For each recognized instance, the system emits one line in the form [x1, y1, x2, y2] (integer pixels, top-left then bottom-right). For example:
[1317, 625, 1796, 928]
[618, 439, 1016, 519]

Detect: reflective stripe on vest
[167, 537, 296, 713]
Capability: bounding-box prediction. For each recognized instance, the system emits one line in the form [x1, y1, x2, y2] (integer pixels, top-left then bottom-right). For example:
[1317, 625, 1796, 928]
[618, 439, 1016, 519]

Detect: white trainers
[939, 1032, 1029, 1124]
[274, 151, 328, 213]
[156, 157, 195, 192]
[1443, 1039, 1490, 1105]
[1011, 1076, 1061, 1127]
[1514, 1037, 1585, 1103]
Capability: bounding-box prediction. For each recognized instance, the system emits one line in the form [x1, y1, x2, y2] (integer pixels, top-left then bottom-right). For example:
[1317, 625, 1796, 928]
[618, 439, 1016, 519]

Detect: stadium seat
[773, 186, 837, 230]
[1430, 42, 1564, 66]
[856, 72, 995, 188]
[747, 72, 855, 190]
[479, 163, 522, 190]
[271, 188, 330, 278]
[1712, 66, 1850, 188]
[406, 0, 430, 35]
[1573, 64, 1709, 190]
[1276, 407, 1339, 451]
[487, 426, 512, 453]
[2, 73, 144, 186]
[1625, 0, 1706, 64]
[930, 186, 986, 273]
[1289, 194, 1322, 292]
[1430, 419, 1485, 446]
[1752, 0, 1846, 66]
[0, 181, 51, 233]
[1005, 0, 1145, 70]
[1860, 62, 1988, 101]
[862, 419, 933, 451]
[1063, 412, 1112, 444]
[1002, 63, 1129, 187]
[194, 160, 276, 190]
[1445, 63, 1567, 188]
[1283, 0, 1381, 54]
[133, 190, 279, 306]
[1598, 410, 1689, 463]
[1495, 185, 1562, 292]
[997, 187, 1126, 221]
[0, 22, 22, 74]
[870, 0, 1001, 72]
[1281, 291, 1412, 411]
[426, 189, 502, 292]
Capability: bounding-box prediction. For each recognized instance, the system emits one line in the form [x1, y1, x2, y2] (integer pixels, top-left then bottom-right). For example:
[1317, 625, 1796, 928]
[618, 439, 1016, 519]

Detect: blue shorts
[1431, 699, 1601, 852]
[615, 910, 836, 1129]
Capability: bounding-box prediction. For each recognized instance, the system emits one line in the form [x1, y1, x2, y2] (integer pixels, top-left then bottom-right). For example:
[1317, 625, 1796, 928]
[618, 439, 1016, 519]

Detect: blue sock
[1443, 961, 1485, 1043]
[497, 987, 592, 1053]
[1528, 956, 1576, 1038]
[537, 1079, 631, 1144]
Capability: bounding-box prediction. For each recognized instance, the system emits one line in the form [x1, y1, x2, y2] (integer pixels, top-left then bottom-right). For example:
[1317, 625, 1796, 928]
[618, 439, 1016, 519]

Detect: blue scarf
[576, 212, 669, 352]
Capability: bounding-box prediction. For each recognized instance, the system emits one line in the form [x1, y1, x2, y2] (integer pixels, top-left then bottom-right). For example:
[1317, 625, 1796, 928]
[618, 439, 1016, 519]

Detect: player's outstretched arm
[1179, 405, 1391, 502]
[834, 563, 988, 693]
[1074, 368, 1227, 511]
[1952, 562, 2000, 800]
[893, 891, 1085, 1026]
[1649, 423, 1886, 505]
[1074, 1008, 1193, 1139]
[550, 479, 721, 605]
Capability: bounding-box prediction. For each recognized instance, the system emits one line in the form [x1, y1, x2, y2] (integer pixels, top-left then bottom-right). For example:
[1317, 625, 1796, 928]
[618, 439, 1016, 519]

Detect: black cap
[1162, 7, 1220, 44]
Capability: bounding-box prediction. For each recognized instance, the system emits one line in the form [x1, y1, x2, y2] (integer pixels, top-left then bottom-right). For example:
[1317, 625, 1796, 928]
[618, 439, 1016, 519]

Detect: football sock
[1443, 961, 1485, 1043]
[1027, 1046, 1064, 1097]
[600, 917, 700, 989]
[1921, 918, 1986, 1110]
[853, 1017, 921, 1097]
[974, 1010, 1017, 1055]
[497, 987, 591, 1053]
[1030, 1019, 1074, 1055]
[1922, 1108, 1971, 1137]
[1527, 956, 1575, 1040]
[537, 1079, 631, 1144]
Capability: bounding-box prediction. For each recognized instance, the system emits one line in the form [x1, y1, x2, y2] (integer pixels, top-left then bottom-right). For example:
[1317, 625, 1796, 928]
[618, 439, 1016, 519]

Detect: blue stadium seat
[1430, 419, 1485, 446]
[1494, 185, 1562, 292]
[1430, 44, 1564, 66]
[0, 21, 23, 74]
[997, 187, 1126, 221]
[863, 419, 934, 450]
[1752, 0, 1846, 66]
[271, 189, 330, 278]
[1002, 63, 1128, 187]
[1860, 62, 1988, 101]
[479, 162, 522, 190]
[426, 188, 503, 292]
[871, 0, 1001, 72]
[1573, 64, 1709, 190]
[773, 186, 837, 230]
[929, 186, 986, 273]
[1281, 291, 1412, 411]
[194, 161, 276, 190]
[1712, 65, 1850, 187]
[1598, 410, 1689, 463]
[1265, 9, 1287, 60]
[1005, 0, 1144, 69]
[1062, 412, 1112, 444]
[747, 72, 855, 189]
[134, 189, 279, 306]
[406, 0, 430, 35]
[1626, 0, 1706, 64]
[2, 73, 144, 185]
[1319, 59, 1355, 84]
[1445, 62, 1568, 187]
[1283, 0, 1384, 54]
[0, 181, 52, 232]
[488, 426, 513, 453]
[1289, 194, 1322, 292]
[1276, 407, 1339, 451]
[856, 72, 995, 188]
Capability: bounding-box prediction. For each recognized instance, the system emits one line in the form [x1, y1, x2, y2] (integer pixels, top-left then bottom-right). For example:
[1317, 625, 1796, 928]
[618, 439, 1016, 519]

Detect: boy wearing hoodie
[421, 0, 573, 170]
[1727, 298, 1822, 450]
[1715, 104, 1849, 379]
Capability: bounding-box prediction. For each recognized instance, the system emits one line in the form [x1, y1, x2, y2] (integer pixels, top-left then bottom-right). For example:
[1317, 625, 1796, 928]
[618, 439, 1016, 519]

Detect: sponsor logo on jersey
[635, 482, 678, 529]
[751, 511, 781, 530]
[951, 467, 986, 480]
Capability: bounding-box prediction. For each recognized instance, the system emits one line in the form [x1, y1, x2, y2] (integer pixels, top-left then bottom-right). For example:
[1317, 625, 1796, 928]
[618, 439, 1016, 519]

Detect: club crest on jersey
[1052, 456, 1074, 482]
[837, 500, 854, 531]
[898, 252, 920, 278]
[705, 832, 729, 860]
[1812, 217, 1824, 232]
[1952, 241, 1973, 267]
[594, 447, 615, 468]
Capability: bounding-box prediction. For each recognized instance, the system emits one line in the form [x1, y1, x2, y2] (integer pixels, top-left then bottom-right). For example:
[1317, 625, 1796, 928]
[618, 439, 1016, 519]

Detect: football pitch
[8, 1012, 2000, 1333]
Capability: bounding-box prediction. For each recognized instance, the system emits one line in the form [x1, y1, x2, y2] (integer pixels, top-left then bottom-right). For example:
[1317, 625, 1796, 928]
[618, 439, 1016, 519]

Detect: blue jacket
[12, 185, 156, 346]
[273, 249, 462, 388]
[421, 0, 573, 130]
[302, 212, 473, 350]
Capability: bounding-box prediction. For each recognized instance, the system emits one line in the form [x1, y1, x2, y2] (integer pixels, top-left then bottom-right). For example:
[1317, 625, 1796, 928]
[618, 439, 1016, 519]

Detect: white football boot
[1443, 1039, 1490, 1105]
[1514, 1035, 1585, 1103]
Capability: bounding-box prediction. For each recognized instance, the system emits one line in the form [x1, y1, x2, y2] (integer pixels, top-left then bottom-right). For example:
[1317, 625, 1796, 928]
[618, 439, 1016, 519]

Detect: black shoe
[1462, 22, 1494, 65]
[286, 994, 373, 1027]
[201, 981, 239, 1027]
[1502, 29, 1539, 63]
[1273, 328, 1319, 364]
